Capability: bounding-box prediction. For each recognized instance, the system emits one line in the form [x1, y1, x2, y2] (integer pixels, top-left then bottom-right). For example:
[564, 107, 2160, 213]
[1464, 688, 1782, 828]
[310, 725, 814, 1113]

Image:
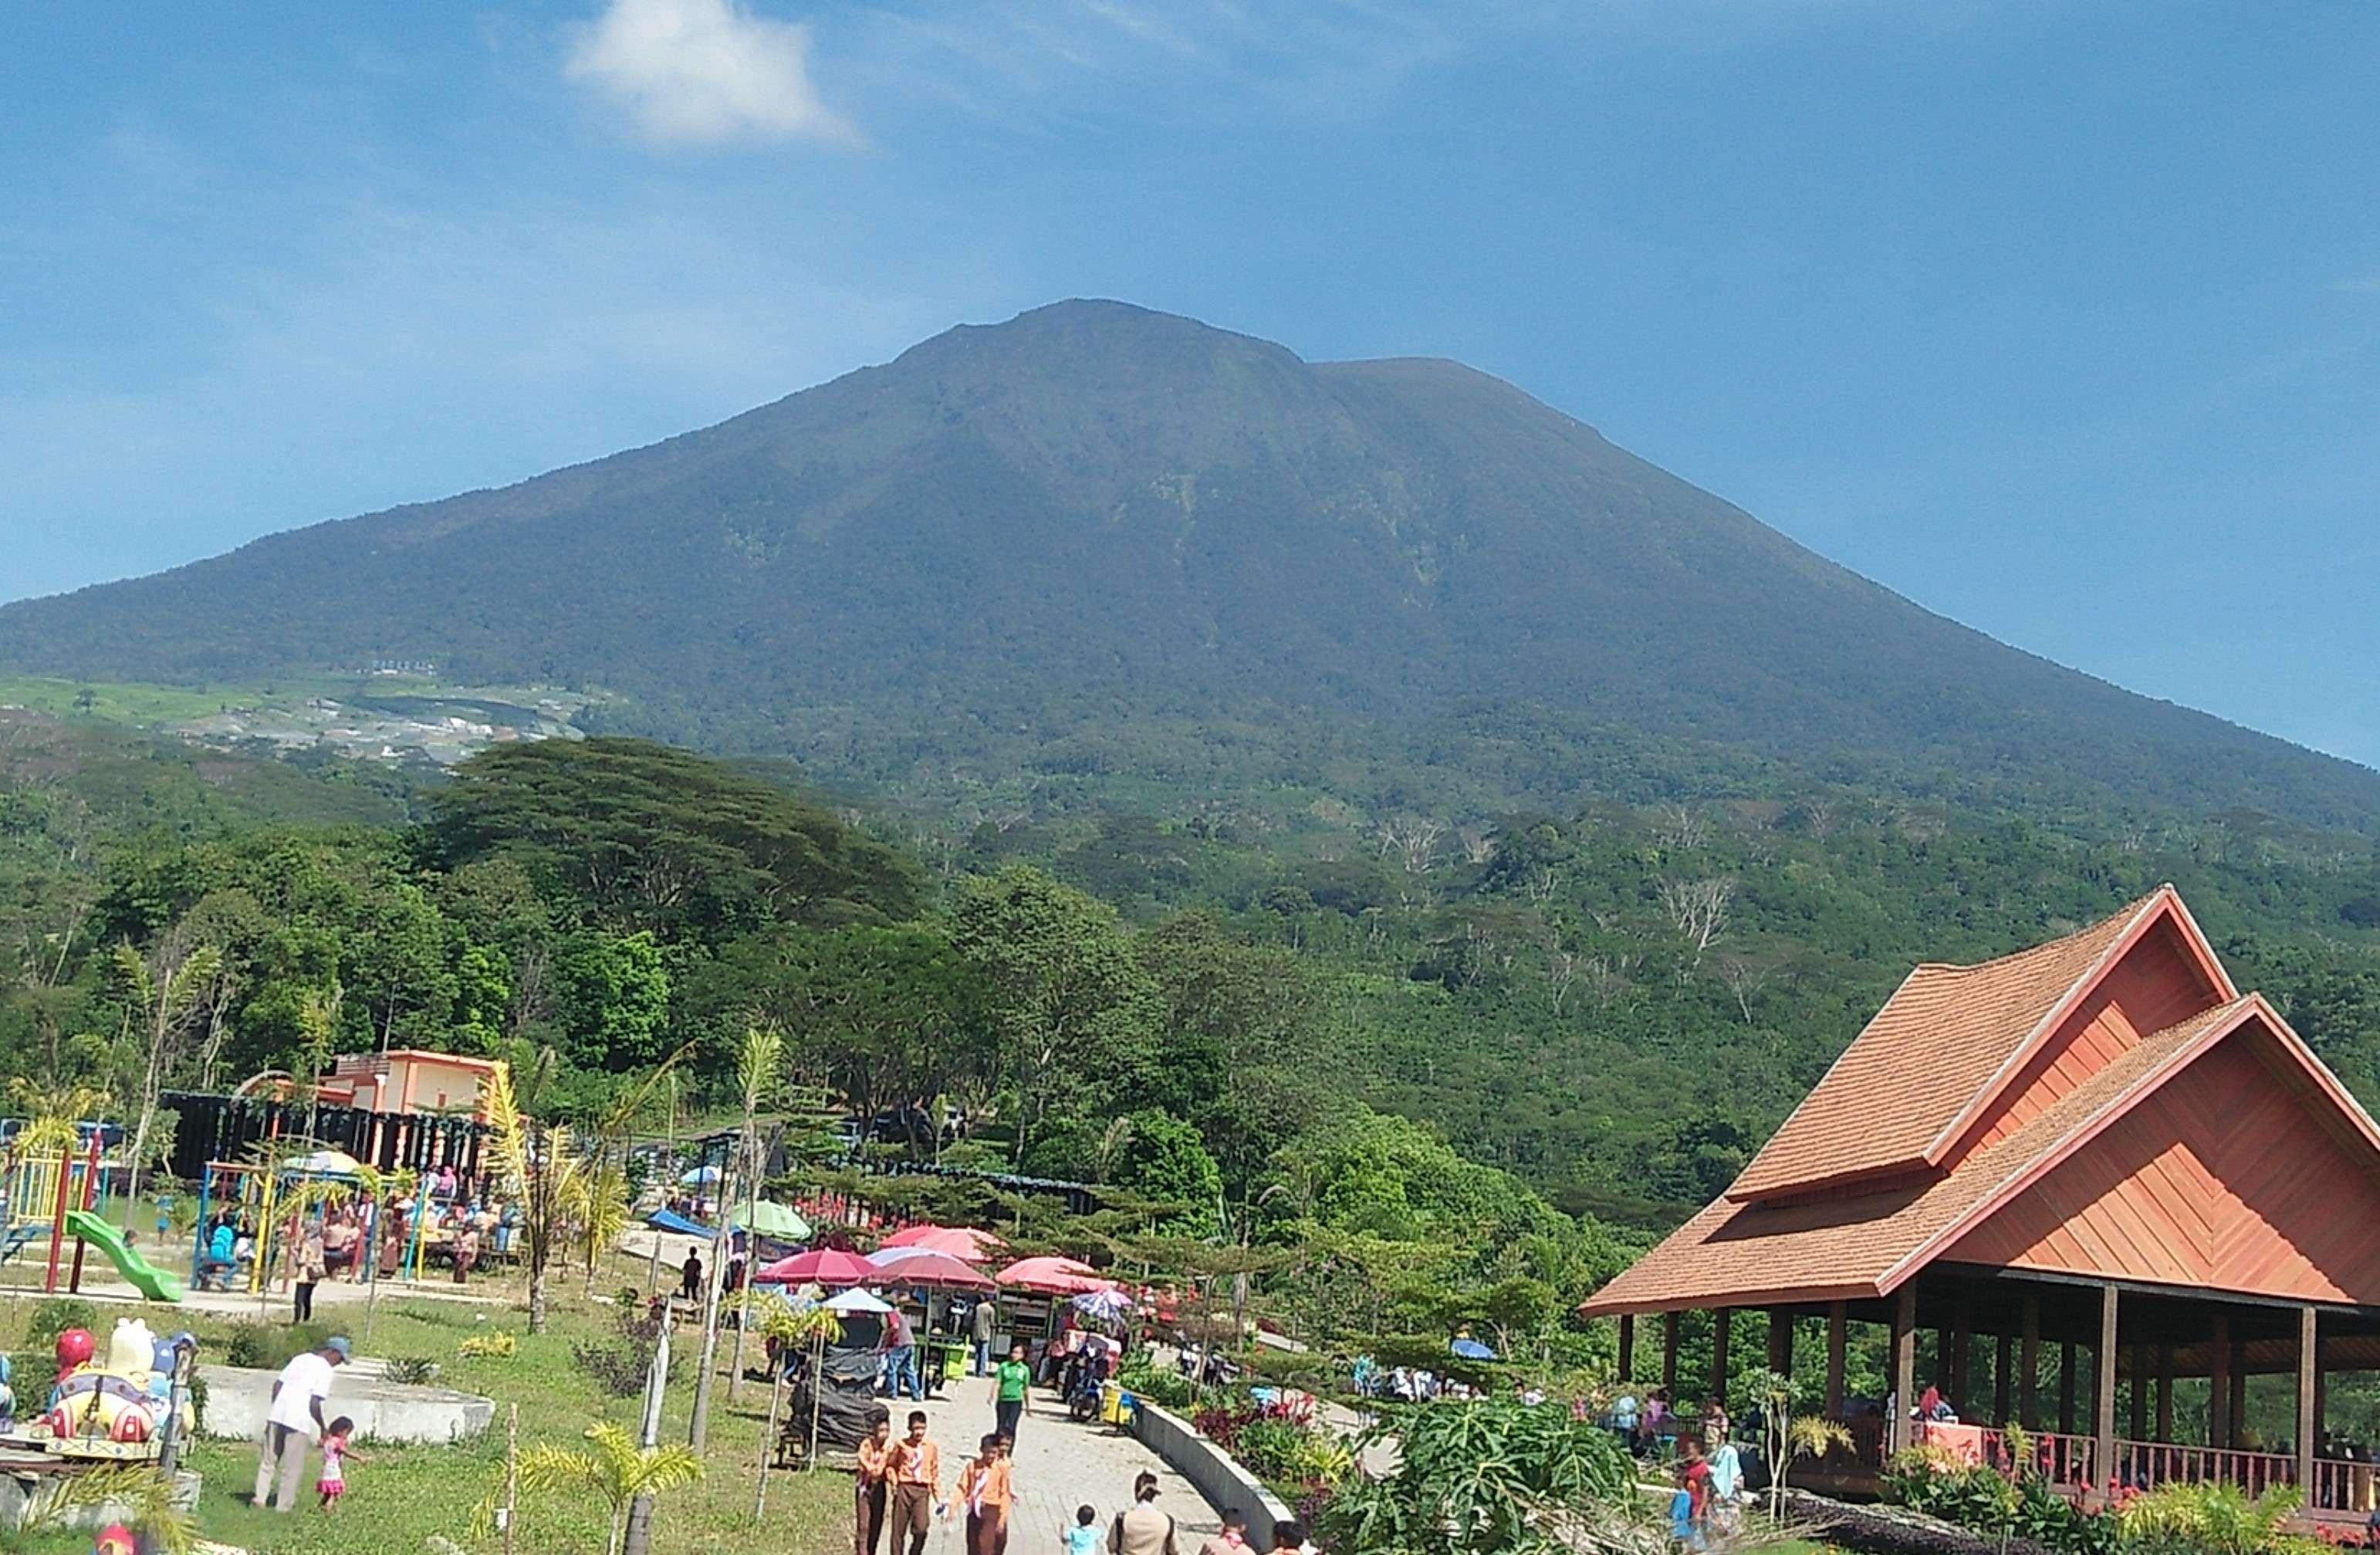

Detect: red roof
[1581, 888, 2379, 1317]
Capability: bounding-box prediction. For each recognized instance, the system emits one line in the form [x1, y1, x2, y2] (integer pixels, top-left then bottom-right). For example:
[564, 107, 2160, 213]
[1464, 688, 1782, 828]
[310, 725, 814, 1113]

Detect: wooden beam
[1825, 1302, 1847, 1419]
[2298, 1307, 2317, 1496]
[1712, 1308, 1733, 1406]
[2020, 1295, 2041, 1431]
[1767, 1309, 1793, 1379]
[2129, 1341, 2148, 1442]
[1618, 1314, 1635, 1381]
[1950, 1300, 1973, 1417]
[1994, 1333, 2013, 1427]
[1662, 1311, 1679, 1398]
[2229, 1335, 2248, 1445]
[2095, 1284, 2119, 1499]
[2058, 1341, 2076, 1436]
[1891, 1285, 1917, 1456]
[2209, 1313, 2231, 1449]
[2155, 1343, 2173, 1443]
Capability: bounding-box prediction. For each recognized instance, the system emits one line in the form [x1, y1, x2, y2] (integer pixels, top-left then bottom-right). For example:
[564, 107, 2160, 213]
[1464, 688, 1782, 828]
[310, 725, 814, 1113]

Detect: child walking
[1063, 1506, 1101, 1555]
[317, 1417, 367, 1509]
[957, 1433, 1013, 1555]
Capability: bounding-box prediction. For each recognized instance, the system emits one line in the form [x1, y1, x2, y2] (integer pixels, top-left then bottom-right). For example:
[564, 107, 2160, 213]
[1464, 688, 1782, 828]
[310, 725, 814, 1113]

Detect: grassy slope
[0, 1259, 850, 1555]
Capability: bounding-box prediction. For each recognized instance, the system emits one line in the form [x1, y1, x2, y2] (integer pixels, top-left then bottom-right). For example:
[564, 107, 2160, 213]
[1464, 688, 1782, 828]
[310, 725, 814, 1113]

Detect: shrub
[459, 1330, 517, 1360]
[29, 1298, 99, 1350]
[384, 1357, 441, 1386]
[221, 1321, 332, 1371]
[1321, 1398, 1634, 1555]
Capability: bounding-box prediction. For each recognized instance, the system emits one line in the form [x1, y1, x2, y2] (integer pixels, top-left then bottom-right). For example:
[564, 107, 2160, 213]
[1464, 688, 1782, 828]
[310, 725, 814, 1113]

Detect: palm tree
[1775, 1416, 1854, 1518]
[518, 1421, 705, 1555]
[701, 1023, 782, 1436]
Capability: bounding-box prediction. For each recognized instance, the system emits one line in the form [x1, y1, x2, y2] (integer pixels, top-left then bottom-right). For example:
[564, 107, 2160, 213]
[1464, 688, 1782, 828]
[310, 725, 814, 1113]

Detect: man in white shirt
[254, 1336, 350, 1512]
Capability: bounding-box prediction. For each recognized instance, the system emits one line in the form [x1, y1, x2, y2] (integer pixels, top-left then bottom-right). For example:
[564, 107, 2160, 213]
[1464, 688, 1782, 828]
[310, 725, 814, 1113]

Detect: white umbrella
[823, 1288, 894, 1315]
[678, 1165, 722, 1186]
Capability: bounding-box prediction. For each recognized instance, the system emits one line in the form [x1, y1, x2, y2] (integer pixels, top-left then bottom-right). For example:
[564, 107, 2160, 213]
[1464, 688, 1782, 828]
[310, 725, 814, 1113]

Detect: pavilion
[1580, 886, 2380, 1521]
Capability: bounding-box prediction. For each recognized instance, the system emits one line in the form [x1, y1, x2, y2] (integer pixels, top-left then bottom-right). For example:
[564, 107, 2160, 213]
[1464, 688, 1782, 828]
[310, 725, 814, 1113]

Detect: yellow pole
[249, 1165, 279, 1296]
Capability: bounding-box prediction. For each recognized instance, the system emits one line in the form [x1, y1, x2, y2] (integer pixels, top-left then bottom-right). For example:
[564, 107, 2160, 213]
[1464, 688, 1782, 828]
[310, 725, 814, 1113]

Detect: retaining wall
[1128, 1398, 1296, 1529]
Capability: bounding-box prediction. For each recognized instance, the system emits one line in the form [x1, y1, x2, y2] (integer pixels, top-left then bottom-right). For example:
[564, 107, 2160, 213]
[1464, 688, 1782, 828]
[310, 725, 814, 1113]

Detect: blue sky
[3, 0, 2375, 765]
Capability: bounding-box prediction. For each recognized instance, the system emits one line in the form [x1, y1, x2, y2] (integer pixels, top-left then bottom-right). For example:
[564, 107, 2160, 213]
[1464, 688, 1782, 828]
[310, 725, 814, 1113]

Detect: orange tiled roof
[1580, 996, 2265, 1317]
[1724, 893, 2165, 1202]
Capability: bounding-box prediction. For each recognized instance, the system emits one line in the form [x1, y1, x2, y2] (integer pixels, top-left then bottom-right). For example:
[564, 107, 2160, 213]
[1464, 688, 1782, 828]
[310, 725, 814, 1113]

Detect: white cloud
[566, 0, 854, 147]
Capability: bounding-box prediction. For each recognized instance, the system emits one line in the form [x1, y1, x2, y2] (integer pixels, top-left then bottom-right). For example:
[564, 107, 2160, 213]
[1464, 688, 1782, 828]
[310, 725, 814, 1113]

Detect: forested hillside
[5, 300, 2378, 834]
[5, 731, 2372, 1257]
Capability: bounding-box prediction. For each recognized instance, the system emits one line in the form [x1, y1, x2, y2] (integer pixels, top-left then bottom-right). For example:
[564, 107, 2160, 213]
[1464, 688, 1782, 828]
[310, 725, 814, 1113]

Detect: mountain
[4, 299, 2375, 829]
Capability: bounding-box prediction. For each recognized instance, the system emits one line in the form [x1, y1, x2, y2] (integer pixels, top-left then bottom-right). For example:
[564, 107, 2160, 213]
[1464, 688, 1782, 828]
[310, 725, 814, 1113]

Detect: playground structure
[0, 1128, 181, 1303]
[189, 1150, 383, 1295]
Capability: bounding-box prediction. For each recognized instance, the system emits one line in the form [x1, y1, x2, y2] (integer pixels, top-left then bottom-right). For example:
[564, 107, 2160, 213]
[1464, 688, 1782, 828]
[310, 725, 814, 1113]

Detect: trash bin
[1100, 1383, 1136, 1426]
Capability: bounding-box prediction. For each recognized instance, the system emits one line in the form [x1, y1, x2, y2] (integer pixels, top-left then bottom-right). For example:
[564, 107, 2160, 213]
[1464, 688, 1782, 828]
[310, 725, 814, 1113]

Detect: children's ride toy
[39, 1317, 194, 1459]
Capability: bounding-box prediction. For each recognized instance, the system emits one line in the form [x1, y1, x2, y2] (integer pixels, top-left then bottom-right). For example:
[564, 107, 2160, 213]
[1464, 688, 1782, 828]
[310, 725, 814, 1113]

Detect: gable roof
[1725, 887, 2234, 1203]
[1581, 993, 2298, 1317]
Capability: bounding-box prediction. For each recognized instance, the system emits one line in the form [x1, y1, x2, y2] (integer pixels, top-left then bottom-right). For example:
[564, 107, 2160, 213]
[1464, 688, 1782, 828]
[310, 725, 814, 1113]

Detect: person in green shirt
[990, 1341, 1032, 1442]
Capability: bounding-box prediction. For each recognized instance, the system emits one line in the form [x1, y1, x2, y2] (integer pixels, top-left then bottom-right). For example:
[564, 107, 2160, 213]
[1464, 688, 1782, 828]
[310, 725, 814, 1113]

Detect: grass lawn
[1, 1258, 854, 1555]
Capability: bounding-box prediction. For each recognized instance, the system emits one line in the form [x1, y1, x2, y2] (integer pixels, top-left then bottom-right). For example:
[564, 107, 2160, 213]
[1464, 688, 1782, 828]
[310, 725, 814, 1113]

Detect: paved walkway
[902, 1376, 1223, 1552]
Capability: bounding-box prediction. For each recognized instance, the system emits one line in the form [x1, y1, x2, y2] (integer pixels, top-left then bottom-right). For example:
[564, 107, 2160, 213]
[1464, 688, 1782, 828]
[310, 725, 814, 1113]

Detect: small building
[316, 1050, 504, 1123]
[1581, 886, 2380, 1525]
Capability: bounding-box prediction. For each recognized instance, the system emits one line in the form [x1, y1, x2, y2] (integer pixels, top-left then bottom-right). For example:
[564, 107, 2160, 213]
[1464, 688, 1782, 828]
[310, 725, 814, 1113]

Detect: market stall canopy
[879, 1224, 1003, 1263]
[757, 1247, 877, 1286]
[996, 1255, 1111, 1295]
[823, 1288, 895, 1314]
[867, 1249, 998, 1292]
[730, 1200, 812, 1240]
[646, 1208, 713, 1238]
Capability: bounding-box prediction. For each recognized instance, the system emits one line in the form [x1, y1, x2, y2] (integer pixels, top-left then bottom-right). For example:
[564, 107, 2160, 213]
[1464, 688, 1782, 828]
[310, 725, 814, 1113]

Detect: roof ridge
[1925, 888, 2169, 975]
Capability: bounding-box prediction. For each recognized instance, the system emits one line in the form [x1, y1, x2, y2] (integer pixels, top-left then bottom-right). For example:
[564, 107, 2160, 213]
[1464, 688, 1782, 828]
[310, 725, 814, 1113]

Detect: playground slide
[62, 1210, 185, 1303]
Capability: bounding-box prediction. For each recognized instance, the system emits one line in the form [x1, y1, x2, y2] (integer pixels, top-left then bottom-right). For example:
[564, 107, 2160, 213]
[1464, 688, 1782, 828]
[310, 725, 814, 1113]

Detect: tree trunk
[688, 1164, 737, 1451]
[726, 1133, 764, 1401]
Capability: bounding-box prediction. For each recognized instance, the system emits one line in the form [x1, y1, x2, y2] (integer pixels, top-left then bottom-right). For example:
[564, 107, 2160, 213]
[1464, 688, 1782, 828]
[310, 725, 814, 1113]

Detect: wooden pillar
[2020, 1294, 2041, 1430]
[2228, 1336, 2248, 1445]
[1712, 1308, 1733, 1405]
[2155, 1343, 2174, 1443]
[1825, 1302, 1847, 1418]
[1994, 1334, 2013, 1426]
[2209, 1313, 2232, 1449]
[1950, 1300, 1973, 1417]
[2297, 1307, 2318, 1496]
[2095, 1284, 2119, 1495]
[2058, 1342, 2077, 1435]
[1662, 1311, 1679, 1398]
[1767, 1309, 1793, 1379]
[2129, 1341, 2149, 1442]
[1891, 1285, 1918, 1455]
[1618, 1314, 1635, 1381]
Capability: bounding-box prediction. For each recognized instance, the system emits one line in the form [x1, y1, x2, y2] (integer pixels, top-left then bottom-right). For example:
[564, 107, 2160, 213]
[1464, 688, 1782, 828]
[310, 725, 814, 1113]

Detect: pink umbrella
[867, 1249, 998, 1292]
[756, 1247, 877, 1286]
[880, 1224, 1005, 1264]
[995, 1255, 1112, 1296]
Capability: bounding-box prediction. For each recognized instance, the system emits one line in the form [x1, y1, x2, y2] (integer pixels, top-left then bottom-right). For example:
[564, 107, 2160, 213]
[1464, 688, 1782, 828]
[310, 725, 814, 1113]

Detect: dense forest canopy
[5, 724, 2375, 1249]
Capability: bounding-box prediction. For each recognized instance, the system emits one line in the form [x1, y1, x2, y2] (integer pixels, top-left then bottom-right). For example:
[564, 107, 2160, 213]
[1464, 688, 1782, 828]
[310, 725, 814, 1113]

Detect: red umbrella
[756, 1247, 877, 1286]
[995, 1255, 1112, 1295]
[880, 1224, 1005, 1264]
[867, 1249, 998, 1292]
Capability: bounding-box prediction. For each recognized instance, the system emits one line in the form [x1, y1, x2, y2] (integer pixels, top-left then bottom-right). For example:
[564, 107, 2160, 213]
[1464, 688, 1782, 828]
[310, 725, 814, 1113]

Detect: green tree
[550, 931, 671, 1071]
[950, 866, 1158, 1165]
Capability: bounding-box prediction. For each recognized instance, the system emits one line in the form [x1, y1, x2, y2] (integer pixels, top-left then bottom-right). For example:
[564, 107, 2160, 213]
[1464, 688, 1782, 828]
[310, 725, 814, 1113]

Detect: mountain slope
[4, 299, 2375, 829]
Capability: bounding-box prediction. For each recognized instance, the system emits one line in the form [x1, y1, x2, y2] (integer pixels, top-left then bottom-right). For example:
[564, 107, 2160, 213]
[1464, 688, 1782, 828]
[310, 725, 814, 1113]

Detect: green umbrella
[730, 1200, 813, 1240]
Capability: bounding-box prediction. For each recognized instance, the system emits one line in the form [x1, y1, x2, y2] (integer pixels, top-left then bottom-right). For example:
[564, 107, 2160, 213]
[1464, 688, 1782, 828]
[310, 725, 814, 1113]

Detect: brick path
[904, 1377, 1224, 1553]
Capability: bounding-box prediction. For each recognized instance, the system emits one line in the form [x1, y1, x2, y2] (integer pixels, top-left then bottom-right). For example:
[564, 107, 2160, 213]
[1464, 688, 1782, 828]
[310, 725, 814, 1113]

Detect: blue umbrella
[1450, 1337, 1496, 1361]
[678, 1165, 722, 1186]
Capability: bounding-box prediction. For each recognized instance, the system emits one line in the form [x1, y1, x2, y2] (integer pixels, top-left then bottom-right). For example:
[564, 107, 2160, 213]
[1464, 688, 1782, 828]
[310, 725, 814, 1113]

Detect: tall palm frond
[518, 1421, 705, 1555]
[15, 1465, 197, 1555]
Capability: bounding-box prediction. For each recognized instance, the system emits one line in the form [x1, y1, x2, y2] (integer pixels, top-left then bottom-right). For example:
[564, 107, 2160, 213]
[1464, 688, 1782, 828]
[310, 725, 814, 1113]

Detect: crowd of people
[850, 1409, 1312, 1555]
[195, 1161, 520, 1314]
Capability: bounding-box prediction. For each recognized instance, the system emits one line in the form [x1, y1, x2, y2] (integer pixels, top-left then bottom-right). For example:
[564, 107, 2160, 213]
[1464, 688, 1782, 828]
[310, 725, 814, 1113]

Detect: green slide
[63, 1210, 186, 1303]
